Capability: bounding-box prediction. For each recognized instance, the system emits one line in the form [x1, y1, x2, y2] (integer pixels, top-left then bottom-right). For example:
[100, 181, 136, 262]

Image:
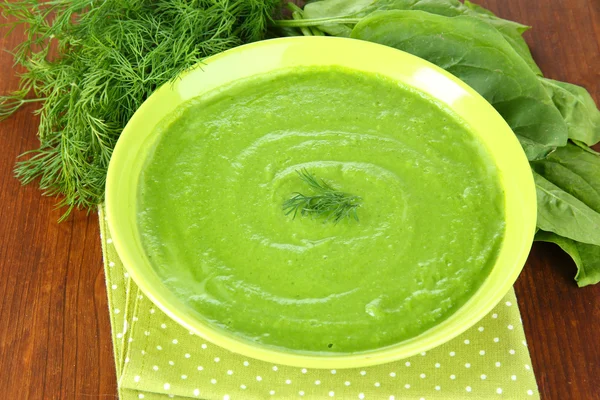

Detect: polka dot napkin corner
[100, 206, 539, 399]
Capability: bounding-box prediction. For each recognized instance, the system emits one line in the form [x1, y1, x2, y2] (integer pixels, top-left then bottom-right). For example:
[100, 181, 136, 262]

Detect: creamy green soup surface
[138, 67, 505, 353]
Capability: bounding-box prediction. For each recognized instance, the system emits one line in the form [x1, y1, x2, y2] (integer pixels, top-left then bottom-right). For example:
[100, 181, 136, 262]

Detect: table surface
[1, 1, 599, 399]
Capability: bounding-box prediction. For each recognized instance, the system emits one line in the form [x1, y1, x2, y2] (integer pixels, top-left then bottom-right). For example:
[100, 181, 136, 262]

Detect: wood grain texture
[0, 1, 598, 399]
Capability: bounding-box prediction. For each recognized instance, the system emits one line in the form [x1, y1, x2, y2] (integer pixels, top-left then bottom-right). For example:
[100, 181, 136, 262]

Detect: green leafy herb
[0, 0, 280, 219]
[462, 0, 495, 16]
[539, 78, 600, 146]
[535, 231, 600, 287]
[286, 2, 324, 37]
[573, 139, 600, 155]
[283, 169, 361, 223]
[532, 170, 600, 247]
[279, 0, 542, 74]
[531, 143, 600, 214]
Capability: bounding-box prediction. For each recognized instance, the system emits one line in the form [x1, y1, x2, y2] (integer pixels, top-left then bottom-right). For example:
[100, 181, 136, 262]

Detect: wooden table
[0, 1, 598, 399]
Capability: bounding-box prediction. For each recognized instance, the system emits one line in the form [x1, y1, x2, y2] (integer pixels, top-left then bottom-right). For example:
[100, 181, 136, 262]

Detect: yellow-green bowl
[106, 36, 536, 369]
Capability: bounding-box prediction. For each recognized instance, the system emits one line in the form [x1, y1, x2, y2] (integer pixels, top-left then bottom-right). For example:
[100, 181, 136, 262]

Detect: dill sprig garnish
[0, 0, 280, 220]
[283, 169, 361, 223]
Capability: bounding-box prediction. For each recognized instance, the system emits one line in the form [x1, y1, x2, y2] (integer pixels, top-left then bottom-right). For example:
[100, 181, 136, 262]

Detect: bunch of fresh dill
[0, 0, 281, 219]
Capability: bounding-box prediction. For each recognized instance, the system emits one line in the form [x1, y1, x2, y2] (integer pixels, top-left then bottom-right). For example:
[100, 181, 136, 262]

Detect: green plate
[106, 37, 536, 369]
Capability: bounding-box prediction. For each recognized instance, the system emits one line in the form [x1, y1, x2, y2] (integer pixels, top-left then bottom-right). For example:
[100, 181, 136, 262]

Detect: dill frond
[283, 169, 362, 223]
[0, 0, 281, 220]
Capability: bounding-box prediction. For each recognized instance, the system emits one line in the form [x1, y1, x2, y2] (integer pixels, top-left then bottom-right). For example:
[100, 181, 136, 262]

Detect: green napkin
[100, 206, 539, 399]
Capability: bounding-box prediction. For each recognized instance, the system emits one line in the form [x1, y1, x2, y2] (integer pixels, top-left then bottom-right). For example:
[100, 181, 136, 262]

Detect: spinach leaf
[303, 0, 375, 36]
[533, 170, 600, 246]
[461, 1, 540, 75]
[535, 231, 600, 287]
[467, 12, 540, 76]
[303, 0, 542, 74]
[531, 143, 600, 213]
[303, 0, 461, 22]
[573, 139, 600, 155]
[463, 0, 495, 16]
[303, 0, 375, 19]
[350, 10, 568, 159]
[539, 78, 600, 146]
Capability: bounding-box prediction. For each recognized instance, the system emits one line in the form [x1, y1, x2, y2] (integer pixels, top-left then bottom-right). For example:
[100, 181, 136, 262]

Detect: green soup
[138, 67, 505, 353]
